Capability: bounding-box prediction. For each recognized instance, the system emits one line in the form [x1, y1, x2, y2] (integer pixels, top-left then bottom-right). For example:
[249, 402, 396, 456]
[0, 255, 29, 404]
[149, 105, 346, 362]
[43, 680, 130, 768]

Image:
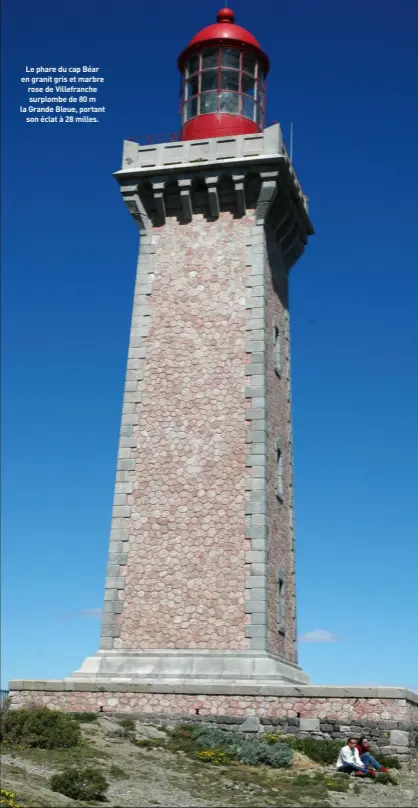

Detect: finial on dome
[216, 7, 235, 23]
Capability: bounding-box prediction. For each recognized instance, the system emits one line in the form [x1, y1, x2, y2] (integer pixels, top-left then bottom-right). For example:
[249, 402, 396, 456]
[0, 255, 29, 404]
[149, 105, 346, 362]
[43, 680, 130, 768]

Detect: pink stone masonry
[9, 691, 418, 724]
[265, 245, 297, 662]
[118, 212, 255, 650]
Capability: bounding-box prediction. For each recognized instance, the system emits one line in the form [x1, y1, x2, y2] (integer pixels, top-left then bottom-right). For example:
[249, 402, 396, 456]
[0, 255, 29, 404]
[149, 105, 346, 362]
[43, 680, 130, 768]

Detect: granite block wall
[109, 212, 253, 652]
[265, 233, 297, 662]
[101, 205, 299, 664]
[9, 691, 417, 760]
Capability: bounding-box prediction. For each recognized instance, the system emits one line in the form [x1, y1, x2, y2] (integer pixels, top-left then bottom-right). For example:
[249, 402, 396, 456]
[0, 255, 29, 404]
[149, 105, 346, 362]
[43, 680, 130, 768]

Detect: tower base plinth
[71, 649, 311, 687]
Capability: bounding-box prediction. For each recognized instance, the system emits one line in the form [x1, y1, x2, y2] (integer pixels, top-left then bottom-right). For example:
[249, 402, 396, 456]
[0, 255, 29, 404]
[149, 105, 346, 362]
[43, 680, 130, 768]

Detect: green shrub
[0, 710, 26, 744]
[375, 771, 397, 786]
[109, 763, 127, 779]
[325, 775, 350, 792]
[1, 707, 81, 749]
[227, 738, 292, 767]
[228, 739, 267, 765]
[189, 724, 292, 768]
[118, 717, 135, 733]
[50, 766, 108, 801]
[285, 737, 342, 765]
[265, 743, 293, 768]
[191, 725, 230, 750]
[378, 754, 401, 770]
[68, 712, 98, 723]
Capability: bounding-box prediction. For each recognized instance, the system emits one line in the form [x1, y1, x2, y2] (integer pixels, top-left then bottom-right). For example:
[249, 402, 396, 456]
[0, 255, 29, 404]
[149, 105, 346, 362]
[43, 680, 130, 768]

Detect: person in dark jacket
[356, 737, 389, 772]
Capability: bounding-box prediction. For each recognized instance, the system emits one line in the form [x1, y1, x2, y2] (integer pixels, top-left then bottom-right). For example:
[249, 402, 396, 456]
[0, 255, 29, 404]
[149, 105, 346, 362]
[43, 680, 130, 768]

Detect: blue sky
[2, 0, 417, 690]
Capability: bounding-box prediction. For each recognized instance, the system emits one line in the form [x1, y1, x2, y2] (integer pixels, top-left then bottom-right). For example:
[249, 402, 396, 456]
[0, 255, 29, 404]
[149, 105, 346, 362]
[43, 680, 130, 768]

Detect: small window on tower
[275, 437, 284, 501]
[273, 323, 281, 376]
[276, 571, 285, 633]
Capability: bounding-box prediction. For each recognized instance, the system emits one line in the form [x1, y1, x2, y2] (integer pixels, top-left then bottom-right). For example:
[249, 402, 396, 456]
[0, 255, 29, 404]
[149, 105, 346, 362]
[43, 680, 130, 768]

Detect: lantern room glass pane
[256, 103, 263, 125]
[186, 97, 198, 120]
[201, 48, 219, 70]
[200, 91, 218, 114]
[201, 70, 218, 92]
[221, 69, 239, 92]
[242, 73, 255, 97]
[219, 92, 239, 114]
[187, 76, 199, 99]
[257, 80, 264, 104]
[242, 96, 255, 121]
[187, 55, 199, 75]
[222, 47, 240, 69]
[243, 52, 256, 75]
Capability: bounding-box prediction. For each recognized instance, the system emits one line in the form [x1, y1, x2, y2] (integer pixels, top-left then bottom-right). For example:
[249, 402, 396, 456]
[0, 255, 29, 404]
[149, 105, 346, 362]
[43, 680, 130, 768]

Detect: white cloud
[300, 629, 339, 643]
[81, 608, 102, 619]
[58, 608, 102, 621]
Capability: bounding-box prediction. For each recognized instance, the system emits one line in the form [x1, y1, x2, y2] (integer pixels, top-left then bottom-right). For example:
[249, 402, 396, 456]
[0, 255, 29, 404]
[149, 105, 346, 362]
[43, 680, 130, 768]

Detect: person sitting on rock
[336, 737, 373, 776]
[356, 737, 389, 773]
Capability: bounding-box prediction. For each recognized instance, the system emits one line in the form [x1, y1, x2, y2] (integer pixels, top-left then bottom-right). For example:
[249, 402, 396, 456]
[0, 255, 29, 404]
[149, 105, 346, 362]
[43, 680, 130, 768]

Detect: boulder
[97, 716, 124, 735]
[135, 722, 167, 740]
[389, 729, 409, 747]
[240, 716, 261, 732]
[299, 718, 320, 731]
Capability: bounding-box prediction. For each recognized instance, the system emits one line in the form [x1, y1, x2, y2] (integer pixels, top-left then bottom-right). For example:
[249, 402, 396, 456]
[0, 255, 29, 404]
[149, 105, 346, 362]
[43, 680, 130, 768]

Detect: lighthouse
[73, 8, 314, 687]
[9, 12, 418, 755]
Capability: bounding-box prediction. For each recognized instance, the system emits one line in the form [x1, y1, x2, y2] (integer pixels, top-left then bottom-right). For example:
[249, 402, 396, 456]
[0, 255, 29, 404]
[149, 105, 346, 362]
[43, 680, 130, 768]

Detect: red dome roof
[178, 8, 269, 75]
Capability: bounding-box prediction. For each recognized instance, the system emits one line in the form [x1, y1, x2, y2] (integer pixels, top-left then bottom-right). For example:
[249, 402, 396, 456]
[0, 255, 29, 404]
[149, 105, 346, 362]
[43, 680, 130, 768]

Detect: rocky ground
[1, 715, 417, 807]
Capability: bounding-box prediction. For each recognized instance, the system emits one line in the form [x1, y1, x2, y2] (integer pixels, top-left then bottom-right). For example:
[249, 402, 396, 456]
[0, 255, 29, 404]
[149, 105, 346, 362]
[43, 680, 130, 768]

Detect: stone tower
[10, 12, 418, 754]
[74, 7, 314, 687]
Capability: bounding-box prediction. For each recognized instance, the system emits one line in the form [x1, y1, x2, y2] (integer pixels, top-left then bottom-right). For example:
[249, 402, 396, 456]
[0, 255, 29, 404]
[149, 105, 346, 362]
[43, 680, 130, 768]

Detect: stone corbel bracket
[205, 176, 220, 219]
[119, 181, 149, 233]
[151, 178, 166, 225]
[178, 178, 193, 222]
[233, 173, 246, 217]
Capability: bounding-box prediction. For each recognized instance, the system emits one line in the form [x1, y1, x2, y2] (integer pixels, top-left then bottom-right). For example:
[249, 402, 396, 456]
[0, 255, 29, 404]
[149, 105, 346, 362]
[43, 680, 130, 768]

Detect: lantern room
[178, 7, 269, 141]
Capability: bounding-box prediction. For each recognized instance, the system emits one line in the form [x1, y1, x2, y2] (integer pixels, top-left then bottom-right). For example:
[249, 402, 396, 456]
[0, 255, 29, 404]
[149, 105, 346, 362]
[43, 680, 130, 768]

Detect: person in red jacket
[356, 737, 389, 772]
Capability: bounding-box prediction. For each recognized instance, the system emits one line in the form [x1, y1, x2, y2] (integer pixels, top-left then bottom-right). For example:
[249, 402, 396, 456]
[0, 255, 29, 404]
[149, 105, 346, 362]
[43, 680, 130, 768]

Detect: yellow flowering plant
[0, 789, 23, 808]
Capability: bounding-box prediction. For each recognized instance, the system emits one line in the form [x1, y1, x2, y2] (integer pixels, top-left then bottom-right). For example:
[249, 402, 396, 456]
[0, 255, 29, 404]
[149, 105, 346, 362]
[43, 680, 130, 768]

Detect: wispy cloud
[58, 608, 102, 621]
[300, 629, 339, 643]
